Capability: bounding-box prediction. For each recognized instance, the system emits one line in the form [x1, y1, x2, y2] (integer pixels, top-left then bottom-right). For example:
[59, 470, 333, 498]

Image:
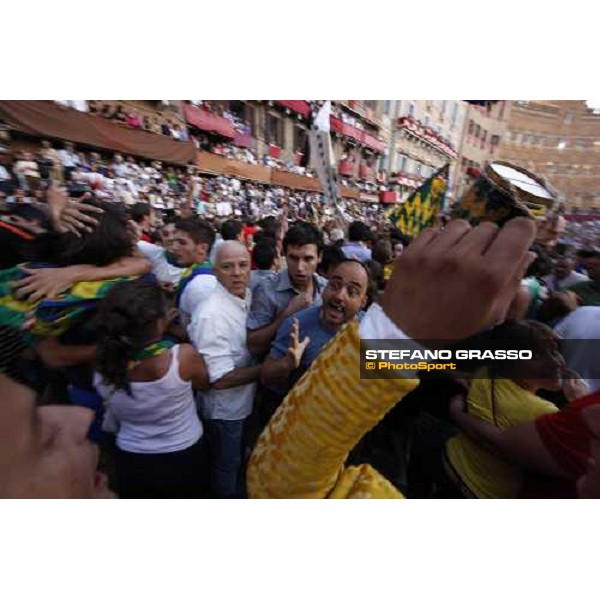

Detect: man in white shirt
[111, 154, 128, 178]
[189, 241, 259, 498]
[170, 217, 217, 329]
[543, 253, 589, 292]
[216, 197, 233, 217]
[57, 142, 79, 180]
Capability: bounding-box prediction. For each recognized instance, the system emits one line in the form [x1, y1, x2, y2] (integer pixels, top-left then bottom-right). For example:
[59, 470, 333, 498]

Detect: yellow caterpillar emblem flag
[386, 164, 449, 236]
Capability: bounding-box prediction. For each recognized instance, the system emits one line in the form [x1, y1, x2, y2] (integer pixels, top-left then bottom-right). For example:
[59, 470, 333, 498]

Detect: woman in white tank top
[94, 280, 210, 498]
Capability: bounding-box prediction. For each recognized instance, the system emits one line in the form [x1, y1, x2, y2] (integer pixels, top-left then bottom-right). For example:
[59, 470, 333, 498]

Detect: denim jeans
[206, 419, 246, 499]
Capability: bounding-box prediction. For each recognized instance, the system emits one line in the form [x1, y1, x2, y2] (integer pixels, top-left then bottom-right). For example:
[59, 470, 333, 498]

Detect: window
[481, 130, 487, 143]
[408, 103, 415, 118]
[491, 134, 500, 146]
[468, 120, 474, 135]
[384, 100, 392, 116]
[266, 112, 284, 146]
[452, 101, 459, 124]
[245, 105, 257, 135]
[441, 100, 447, 113]
[576, 138, 588, 148]
[228, 101, 255, 135]
[293, 124, 308, 153]
[475, 124, 481, 138]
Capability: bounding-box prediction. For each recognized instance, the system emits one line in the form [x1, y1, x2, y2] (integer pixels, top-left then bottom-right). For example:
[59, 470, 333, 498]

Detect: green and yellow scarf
[0, 263, 137, 342]
[175, 260, 212, 305]
[128, 339, 176, 370]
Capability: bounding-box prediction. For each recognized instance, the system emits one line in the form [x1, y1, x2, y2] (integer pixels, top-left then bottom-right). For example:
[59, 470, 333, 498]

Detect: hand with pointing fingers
[286, 318, 311, 369]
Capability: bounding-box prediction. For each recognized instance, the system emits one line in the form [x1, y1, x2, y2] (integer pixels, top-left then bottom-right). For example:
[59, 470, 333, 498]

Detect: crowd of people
[52, 100, 396, 194]
[2, 127, 600, 500]
[0, 140, 388, 227]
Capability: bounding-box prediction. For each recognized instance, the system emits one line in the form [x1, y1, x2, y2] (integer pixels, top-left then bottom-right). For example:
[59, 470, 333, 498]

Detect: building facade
[205, 100, 387, 202]
[454, 101, 509, 201]
[498, 100, 600, 209]
[386, 100, 466, 201]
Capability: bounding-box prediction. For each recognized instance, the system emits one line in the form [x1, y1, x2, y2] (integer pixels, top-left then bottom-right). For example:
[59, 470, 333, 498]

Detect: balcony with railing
[389, 170, 424, 189]
[274, 100, 311, 119]
[397, 115, 458, 159]
[338, 100, 382, 128]
[338, 159, 358, 177]
[358, 163, 375, 182]
[330, 117, 386, 153]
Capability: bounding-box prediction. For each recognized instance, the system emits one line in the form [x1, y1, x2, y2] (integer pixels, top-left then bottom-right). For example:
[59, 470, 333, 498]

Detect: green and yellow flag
[387, 165, 449, 236]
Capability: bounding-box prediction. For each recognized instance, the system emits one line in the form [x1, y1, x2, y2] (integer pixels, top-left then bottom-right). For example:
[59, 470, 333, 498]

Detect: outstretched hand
[286, 318, 311, 369]
[381, 218, 537, 343]
[47, 181, 103, 236]
[12, 266, 76, 302]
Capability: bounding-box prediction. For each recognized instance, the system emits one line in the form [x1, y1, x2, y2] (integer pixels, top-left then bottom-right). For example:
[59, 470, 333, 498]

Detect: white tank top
[94, 345, 202, 454]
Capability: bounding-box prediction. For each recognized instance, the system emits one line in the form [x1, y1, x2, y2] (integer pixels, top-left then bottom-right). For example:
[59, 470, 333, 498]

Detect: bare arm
[35, 338, 97, 369]
[212, 366, 260, 390]
[177, 344, 210, 391]
[247, 315, 288, 356]
[260, 354, 295, 388]
[64, 256, 152, 280]
[450, 397, 567, 478]
[260, 318, 310, 388]
[247, 294, 313, 356]
[13, 257, 152, 302]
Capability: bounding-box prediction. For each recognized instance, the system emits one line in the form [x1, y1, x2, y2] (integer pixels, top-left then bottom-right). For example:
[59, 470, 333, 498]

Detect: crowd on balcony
[50, 101, 392, 194]
[188, 100, 252, 136]
[80, 101, 191, 142]
[331, 104, 367, 131]
[0, 140, 387, 227]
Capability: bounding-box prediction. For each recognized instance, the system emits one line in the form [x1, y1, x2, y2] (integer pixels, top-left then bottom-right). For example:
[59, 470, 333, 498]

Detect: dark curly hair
[95, 280, 169, 394]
